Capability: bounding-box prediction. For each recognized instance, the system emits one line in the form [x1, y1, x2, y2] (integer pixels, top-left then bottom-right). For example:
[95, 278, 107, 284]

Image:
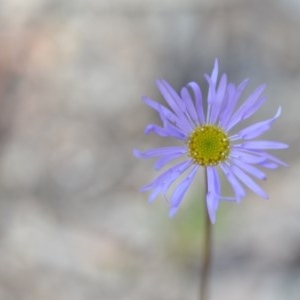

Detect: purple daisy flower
[134, 59, 288, 223]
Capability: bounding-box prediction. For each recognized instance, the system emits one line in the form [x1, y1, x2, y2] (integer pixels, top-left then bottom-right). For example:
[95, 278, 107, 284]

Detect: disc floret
[188, 125, 230, 166]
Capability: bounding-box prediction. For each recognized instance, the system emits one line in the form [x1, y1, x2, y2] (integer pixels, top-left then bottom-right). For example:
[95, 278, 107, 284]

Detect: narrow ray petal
[237, 107, 281, 140]
[232, 147, 288, 167]
[133, 146, 186, 159]
[226, 84, 266, 130]
[211, 59, 219, 85]
[160, 160, 194, 198]
[142, 96, 177, 124]
[231, 158, 266, 180]
[164, 124, 187, 140]
[154, 152, 186, 170]
[143, 96, 191, 134]
[219, 79, 249, 128]
[205, 75, 216, 123]
[210, 74, 227, 124]
[157, 105, 190, 138]
[140, 160, 192, 192]
[258, 152, 288, 167]
[230, 165, 268, 199]
[156, 80, 193, 132]
[220, 164, 245, 202]
[206, 167, 220, 223]
[144, 124, 171, 137]
[259, 161, 279, 169]
[230, 148, 266, 164]
[187, 82, 205, 124]
[169, 165, 198, 217]
[243, 96, 266, 120]
[180, 87, 199, 125]
[145, 123, 186, 140]
[242, 141, 289, 150]
[148, 187, 161, 203]
[156, 80, 184, 112]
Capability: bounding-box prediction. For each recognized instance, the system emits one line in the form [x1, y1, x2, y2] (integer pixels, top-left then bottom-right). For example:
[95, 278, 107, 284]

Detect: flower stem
[200, 171, 212, 300]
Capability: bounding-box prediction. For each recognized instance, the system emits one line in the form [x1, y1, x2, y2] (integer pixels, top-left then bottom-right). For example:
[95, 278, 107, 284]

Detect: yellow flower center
[188, 125, 230, 166]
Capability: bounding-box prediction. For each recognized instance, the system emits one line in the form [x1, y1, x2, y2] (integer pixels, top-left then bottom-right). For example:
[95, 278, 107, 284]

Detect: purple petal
[206, 167, 220, 224]
[204, 60, 219, 123]
[210, 59, 219, 88]
[204, 75, 216, 123]
[207, 167, 221, 195]
[140, 159, 192, 192]
[169, 165, 199, 217]
[259, 161, 279, 169]
[154, 152, 186, 170]
[143, 96, 190, 134]
[144, 124, 169, 136]
[230, 165, 268, 199]
[133, 146, 186, 159]
[206, 192, 218, 224]
[210, 74, 227, 124]
[220, 164, 245, 202]
[219, 79, 249, 128]
[187, 82, 205, 124]
[231, 158, 266, 180]
[180, 87, 199, 125]
[160, 160, 195, 199]
[165, 124, 187, 140]
[243, 97, 266, 120]
[232, 147, 288, 167]
[258, 152, 288, 167]
[230, 148, 266, 164]
[156, 80, 184, 112]
[237, 107, 281, 140]
[157, 106, 189, 139]
[142, 96, 177, 124]
[156, 80, 193, 132]
[148, 187, 161, 203]
[145, 123, 186, 140]
[242, 141, 289, 150]
[144, 122, 185, 140]
[226, 84, 266, 130]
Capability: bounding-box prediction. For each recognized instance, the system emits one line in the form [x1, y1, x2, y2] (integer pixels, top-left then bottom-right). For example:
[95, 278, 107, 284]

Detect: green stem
[200, 170, 212, 300]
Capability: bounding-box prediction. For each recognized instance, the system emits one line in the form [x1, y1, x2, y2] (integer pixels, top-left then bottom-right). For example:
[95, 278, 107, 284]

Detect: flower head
[134, 60, 288, 223]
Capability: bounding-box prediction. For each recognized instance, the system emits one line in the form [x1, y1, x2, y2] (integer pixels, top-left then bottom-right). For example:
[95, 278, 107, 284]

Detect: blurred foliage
[164, 188, 231, 265]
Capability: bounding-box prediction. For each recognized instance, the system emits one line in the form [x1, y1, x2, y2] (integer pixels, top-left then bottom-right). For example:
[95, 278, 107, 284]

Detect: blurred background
[0, 0, 299, 299]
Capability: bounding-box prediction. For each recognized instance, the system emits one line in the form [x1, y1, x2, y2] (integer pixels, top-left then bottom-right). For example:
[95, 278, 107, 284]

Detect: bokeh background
[0, 0, 299, 299]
